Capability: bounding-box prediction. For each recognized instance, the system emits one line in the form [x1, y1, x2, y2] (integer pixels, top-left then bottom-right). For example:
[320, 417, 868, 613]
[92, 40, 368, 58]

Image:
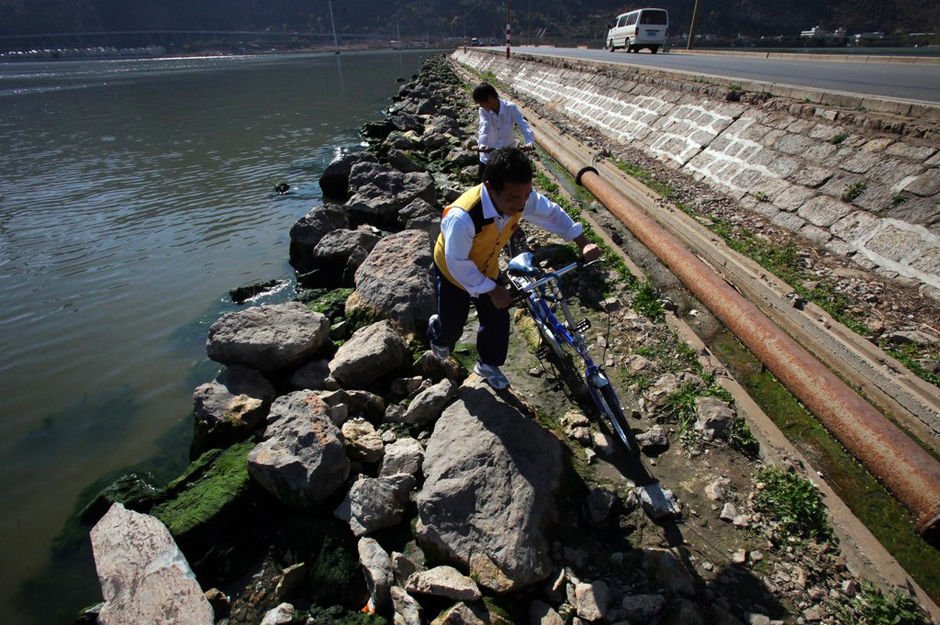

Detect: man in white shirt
[473, 82, 536, 183]
[428, 148, 601, 390]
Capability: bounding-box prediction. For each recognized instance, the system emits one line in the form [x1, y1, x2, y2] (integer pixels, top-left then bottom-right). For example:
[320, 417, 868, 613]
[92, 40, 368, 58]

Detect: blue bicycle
[507, 251, 638, 455]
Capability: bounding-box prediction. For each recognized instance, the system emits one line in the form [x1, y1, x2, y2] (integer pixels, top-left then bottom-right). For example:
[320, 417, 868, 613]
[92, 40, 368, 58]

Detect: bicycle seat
[507, 252, 540, 276]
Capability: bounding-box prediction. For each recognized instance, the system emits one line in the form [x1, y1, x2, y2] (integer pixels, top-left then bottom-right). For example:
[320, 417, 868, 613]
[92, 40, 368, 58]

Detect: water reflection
[0, 49, 436, 625]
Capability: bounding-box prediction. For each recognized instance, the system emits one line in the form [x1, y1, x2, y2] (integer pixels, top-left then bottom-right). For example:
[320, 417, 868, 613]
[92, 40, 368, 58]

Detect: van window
[626, 13, 638, 26]
[640, 10, 668, 25]
[617, 15, 627, 27]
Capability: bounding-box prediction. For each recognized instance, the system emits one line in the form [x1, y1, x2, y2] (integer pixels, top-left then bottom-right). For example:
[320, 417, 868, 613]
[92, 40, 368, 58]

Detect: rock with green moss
[79, 473, 160, 525]
[149, 440, 254, 541]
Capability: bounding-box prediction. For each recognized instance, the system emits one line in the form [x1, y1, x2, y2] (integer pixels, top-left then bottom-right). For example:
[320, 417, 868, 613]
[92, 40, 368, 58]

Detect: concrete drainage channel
[448, 61, 940, 618]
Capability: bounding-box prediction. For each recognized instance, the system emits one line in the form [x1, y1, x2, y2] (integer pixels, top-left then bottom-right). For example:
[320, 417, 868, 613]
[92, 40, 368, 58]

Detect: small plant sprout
[841, 181, 867, 203]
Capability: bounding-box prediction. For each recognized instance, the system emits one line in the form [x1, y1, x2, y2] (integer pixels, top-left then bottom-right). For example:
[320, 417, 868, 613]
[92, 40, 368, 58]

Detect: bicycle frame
[508, 252, 629, 446]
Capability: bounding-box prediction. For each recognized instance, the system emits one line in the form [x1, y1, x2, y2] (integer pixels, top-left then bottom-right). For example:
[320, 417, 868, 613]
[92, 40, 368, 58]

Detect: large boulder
[334, 473, 415, 536]
[346, 162, 436, 228]
[379, 437, 425, 478]
[299, 228, 381, 289]
[694, 396, 735, 441]
[398, 378, 458, 427]
[358, 537, 394, 610]
[347, 230, 436, 334]
[247, 391, 350, 508]
[398, 197, 442, 238]
[319, 152, 378, 201]
[328, 320, 410, 388]
[391, 586, 422, 625]
[191, 365, 276, 455]
[289, 203, 350, 271]
[416, 379, 563, 592]
[148, 441, 255, 545]
[405, 566, 481, 601]
[206, 302, 331, 372]
[90, 503, 213, 625]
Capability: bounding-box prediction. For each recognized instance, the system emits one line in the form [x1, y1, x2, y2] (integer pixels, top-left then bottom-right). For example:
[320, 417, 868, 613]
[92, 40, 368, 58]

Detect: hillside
[2, 0, 938, 43]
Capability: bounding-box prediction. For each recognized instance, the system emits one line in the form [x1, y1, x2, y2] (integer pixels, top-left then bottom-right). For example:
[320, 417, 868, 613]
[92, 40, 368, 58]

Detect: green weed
[729, 416, 760, 457]
[754, 465, 832, 543]
[632, 279, 664, 322]
[830, 132, 849, 145]
[886, 343, 940, 387]
[892, 193, 909, 207]
[833, 583, 929, 625]
[611, 159, 678, 201]
[842, 181, 867, 202]
[665, 381, 704, 437]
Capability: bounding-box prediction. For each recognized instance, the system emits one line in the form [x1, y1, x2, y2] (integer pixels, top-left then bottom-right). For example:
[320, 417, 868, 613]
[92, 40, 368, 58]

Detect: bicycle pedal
[575, 318, 591, 332]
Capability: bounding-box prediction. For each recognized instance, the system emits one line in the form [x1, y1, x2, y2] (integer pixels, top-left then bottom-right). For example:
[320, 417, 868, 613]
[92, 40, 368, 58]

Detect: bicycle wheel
[589, 374, 637, 456]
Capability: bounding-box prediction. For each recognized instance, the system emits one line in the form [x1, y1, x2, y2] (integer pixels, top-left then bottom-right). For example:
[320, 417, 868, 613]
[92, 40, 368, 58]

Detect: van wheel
[651, 46, 659, 54]
[607, 39, 615, 52]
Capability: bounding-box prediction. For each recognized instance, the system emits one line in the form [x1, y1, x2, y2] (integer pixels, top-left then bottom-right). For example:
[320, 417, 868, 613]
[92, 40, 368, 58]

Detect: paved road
[502, 46, 940, 104]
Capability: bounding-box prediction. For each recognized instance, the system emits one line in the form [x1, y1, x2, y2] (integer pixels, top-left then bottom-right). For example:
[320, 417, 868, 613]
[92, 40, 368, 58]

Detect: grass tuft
[754, 465, 832, 543]
[833, 583, 930, 625]
[841, 181, 867, 203]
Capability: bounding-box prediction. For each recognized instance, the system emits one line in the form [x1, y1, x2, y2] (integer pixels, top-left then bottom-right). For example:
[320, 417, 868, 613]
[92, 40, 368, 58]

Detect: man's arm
[477, 108, 493, 151]
[441, 210, 497, 297]
[523, 192, 602, 261]
[510, 103, 536, 146]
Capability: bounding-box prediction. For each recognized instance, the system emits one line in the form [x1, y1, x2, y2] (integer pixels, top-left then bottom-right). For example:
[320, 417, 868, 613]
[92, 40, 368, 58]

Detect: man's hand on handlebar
[487, 284, 514, 310]
[581, 242, 603, 263]
[573, 234, 603, 263]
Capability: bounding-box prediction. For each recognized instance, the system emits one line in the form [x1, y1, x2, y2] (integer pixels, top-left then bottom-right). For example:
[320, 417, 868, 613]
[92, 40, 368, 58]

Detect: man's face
[486, 180, 532, 216]
[477, 95, 500, 112]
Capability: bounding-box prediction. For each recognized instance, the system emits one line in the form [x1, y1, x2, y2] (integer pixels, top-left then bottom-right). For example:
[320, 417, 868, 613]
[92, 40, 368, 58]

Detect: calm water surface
[0, 49, 435, 623]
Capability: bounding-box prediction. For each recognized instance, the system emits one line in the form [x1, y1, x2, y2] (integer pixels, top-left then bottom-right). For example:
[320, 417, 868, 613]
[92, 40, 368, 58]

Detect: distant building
[800, 25, 828, 39]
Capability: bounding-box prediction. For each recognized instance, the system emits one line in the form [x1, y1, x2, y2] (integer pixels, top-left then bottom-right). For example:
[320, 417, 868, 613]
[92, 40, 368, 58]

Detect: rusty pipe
[536, 131, 940, 538]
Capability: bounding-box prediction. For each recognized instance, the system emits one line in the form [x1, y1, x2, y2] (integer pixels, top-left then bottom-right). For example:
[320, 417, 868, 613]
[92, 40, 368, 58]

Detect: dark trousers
[431, 265, 510, 367]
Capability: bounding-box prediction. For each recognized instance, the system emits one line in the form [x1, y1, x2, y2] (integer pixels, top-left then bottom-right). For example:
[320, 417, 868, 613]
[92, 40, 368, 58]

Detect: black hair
[472, 82, 499, 104]
[483, 147, 533, 192]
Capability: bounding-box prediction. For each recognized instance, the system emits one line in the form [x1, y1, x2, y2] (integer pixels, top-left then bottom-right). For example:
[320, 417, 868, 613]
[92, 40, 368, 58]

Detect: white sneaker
[474, 361, 510, 390]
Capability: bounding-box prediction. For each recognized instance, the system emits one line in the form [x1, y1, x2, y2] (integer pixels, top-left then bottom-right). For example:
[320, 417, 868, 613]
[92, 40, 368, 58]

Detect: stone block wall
[453, 50, 940, 300]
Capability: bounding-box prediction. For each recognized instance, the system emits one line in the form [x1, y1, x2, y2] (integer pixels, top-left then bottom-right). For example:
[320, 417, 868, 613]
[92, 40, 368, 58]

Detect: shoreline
[73, 53, 940, 625]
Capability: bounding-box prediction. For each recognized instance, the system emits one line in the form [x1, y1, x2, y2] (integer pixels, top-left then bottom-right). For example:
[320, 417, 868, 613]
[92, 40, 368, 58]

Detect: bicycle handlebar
[476, 144, 535, 154]
[513, 258, 602, 294]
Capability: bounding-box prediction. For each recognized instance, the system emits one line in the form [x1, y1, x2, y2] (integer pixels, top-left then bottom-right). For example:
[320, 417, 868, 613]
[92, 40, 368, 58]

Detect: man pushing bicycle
[428, 147, 602, 390]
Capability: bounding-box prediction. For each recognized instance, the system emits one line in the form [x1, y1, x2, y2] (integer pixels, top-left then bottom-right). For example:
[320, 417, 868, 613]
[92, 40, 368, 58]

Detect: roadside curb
[506, 48, 940, 122]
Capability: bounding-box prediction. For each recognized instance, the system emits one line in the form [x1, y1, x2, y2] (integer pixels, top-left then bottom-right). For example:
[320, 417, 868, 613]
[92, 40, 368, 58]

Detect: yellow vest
[433, 184, 522, 290]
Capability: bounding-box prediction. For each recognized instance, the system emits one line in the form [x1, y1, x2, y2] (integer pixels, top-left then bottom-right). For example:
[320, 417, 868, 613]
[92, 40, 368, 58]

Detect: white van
[606, 8, 668, 54]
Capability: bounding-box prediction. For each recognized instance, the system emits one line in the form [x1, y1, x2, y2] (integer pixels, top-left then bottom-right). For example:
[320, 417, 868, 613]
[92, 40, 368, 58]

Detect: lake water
[0, 49, 436, 624]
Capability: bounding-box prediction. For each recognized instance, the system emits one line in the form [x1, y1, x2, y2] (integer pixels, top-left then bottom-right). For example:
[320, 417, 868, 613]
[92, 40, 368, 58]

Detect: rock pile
[80, 55, 933, 625]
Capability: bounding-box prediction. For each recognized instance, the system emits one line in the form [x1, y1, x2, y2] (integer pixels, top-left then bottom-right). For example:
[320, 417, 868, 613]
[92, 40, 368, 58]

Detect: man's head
[483, 148, 533, 216]
[472, 82, 500, 112]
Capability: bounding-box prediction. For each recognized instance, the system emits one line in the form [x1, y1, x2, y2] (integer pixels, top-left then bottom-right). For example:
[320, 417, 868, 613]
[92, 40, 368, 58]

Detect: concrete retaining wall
[453, 49, 940, 300]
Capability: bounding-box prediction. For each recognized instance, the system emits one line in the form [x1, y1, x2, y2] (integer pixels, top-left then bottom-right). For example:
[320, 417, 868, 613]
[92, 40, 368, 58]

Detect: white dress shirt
[478, 99, 536, 164]
[441, 184, 583, 297]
